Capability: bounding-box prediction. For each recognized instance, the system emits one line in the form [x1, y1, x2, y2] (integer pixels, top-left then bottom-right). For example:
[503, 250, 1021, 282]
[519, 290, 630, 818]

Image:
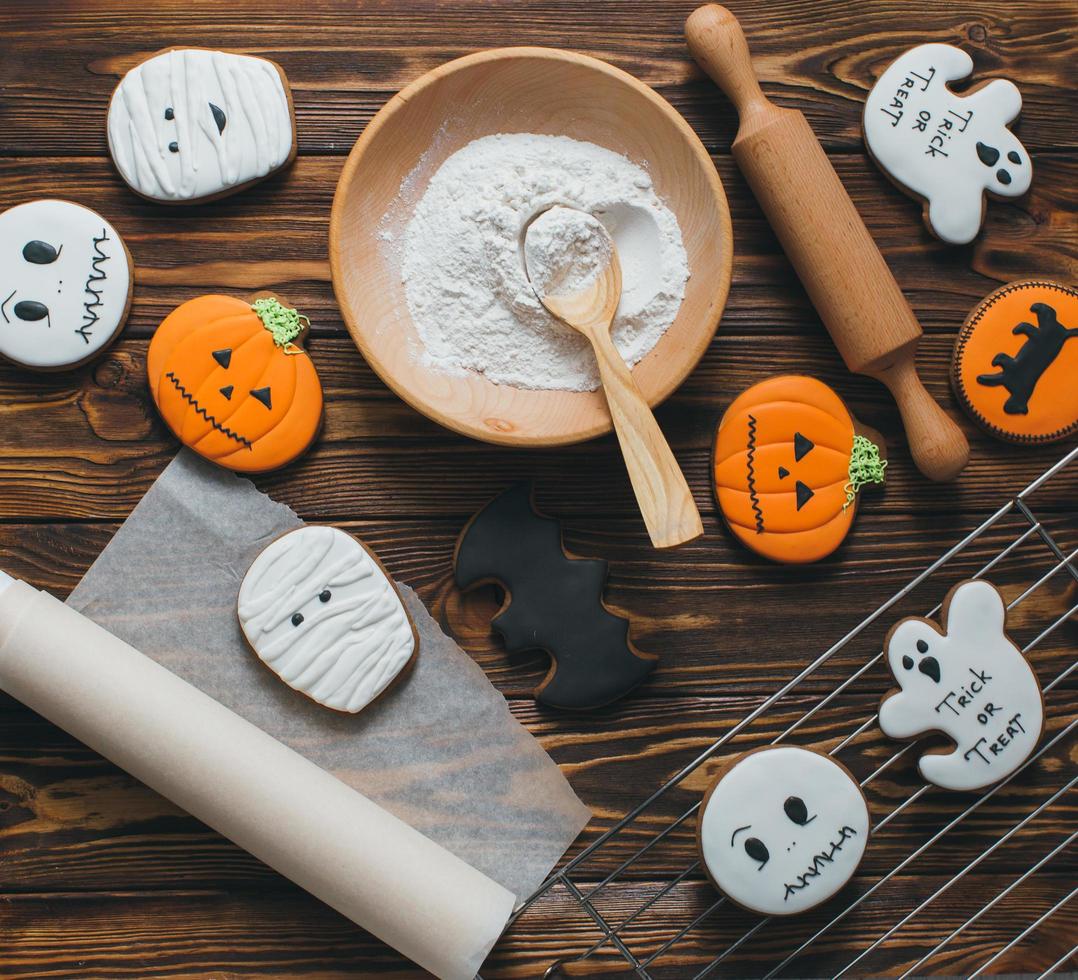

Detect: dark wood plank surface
[0, 1, 1075, 977]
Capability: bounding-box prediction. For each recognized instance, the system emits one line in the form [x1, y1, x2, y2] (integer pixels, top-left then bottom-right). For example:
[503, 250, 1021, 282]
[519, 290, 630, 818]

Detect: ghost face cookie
[880, 580, 1044, 792]
[953, 281, 1078, 444]
[238, 525, 418, 714]
[147, 294, 323, 473]
[864, 44, 1031, 245]
[108, 48, 296, 203]
[0, 200, 132, 371]
[698, 747, 870, 916]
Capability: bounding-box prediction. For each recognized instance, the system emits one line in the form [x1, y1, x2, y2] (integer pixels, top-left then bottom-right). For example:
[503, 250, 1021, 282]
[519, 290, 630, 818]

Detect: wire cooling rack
[507, 445, 1078, 979]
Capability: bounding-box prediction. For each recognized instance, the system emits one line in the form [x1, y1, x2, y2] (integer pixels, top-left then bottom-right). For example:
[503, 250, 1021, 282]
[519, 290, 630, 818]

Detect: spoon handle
[588, 329, 704, 549]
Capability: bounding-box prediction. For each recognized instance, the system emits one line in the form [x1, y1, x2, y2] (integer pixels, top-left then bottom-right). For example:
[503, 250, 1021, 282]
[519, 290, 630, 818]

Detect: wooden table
[1, 1, 1075, 976]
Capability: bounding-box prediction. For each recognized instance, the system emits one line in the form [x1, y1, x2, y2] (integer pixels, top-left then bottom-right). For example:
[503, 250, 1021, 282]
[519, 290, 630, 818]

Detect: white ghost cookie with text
[863, 43, 1031, 245]
[879, 580, 1044, 792]
[697, 747, 870, 916]
[0, 199, 132, 371]
[238, 525, 418, 714]
[107, 48, 296, 203]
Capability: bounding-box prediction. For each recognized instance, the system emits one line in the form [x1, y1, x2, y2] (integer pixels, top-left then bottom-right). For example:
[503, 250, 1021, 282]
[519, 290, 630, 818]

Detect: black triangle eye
[744, 837, 769, 868]
[250, 386, 272, 410]
[795, 480, 815, 510]
[793, 432, 814, 461]
[209, 102, 226, 134]
[212, 348, 232, 369]
[23, 240, 61, 264]
[784, 796, 812, 826]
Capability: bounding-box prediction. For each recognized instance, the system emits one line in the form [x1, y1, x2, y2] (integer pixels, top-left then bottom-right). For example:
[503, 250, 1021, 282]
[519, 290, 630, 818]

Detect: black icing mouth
[919, 655, 941, 684]
[165, 371, 253, 449]
[783, 825, 858, 902]
[77, 229, 111, 344]
[747, 413, 764, 533]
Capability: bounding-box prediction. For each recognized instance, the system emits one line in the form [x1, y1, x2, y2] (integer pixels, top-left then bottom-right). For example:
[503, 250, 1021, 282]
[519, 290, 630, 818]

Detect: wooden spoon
[524, 208, 703, 549]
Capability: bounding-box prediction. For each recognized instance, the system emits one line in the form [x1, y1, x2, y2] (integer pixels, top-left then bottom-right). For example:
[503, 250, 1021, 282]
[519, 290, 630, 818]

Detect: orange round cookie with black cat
[147, 294, 323, 473]
[952, 280, 1078, 444]
[712, 376, 886, 564]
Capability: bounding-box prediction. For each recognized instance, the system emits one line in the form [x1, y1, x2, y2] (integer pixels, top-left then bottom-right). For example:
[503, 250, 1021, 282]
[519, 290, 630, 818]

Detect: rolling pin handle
[685, 4, 770, 120]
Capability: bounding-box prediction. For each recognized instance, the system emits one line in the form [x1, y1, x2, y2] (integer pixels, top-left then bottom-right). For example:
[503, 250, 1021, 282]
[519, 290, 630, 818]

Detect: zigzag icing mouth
[165, 370, 252, 450]
[782, 824, 858, 902]
[746, 413, 764, 533]
[77, 229, 111, 344]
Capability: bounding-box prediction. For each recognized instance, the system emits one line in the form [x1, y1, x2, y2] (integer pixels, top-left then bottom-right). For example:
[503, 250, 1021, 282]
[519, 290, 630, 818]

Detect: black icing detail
[23, 240, 60, 264]
[14, 300, 49, 322]
[77, 229, 111, 344]
[795, 480, 814, 511]
[212, 348, 232, 369]
[746, 414, 764, 533]
[454, 484, 655, 710]
[291, 612, 304, 627]
[977, 302, 1077, 415]
[793, 432, 814, 461]
[976, 142, 1000, 166]
[164, 107, 175, 121]
[997, 169, 1012, 185]
[902, 654, 914, 671]
[918, 656, 941, 684]
[209, 102, 227, 135]
[745, 837, 769, 868]
[783, 825, 858, 902]
[164, 371, 253, 450]
[1007, 150, 1021, 165]
[784, 796, 814, 826]
[250, 386, 272, 410]
[319, 589, 331, 603]
[168, 141, 179, 153]
[778, 466, 789, 480]
[219, 385, 234, 401]
[916, 639, 929, 653]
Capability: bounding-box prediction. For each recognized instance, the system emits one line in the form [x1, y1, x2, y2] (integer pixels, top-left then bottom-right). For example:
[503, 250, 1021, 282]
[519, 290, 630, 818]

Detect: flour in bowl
[396, 134, 690, 392]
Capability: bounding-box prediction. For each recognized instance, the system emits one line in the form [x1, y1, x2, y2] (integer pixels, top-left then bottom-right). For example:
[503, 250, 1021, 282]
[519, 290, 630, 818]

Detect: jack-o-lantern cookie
[107, 48, 296, 204]
[147, 294, 323, 472]
[238, 525, 418, 714]
[952, 281, 1078, 444]
[0, 199, 133, 371]
[712, 376, 886, 564]
[880, 580, 1044, 792]
[697, 746, 870, 916]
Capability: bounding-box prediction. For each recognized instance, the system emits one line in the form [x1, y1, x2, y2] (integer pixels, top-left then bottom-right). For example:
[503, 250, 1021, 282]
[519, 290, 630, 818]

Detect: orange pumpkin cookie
[147, 294, 323, 473]
[712, 376, 886, 564]
[952, 280, 1078, 444]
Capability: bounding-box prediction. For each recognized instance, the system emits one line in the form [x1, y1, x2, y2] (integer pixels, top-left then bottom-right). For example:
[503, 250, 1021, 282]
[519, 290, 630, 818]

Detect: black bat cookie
[453, 484, 656, 710]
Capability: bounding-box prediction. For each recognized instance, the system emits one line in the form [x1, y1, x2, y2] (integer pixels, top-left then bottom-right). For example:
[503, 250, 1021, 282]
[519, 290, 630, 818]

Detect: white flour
[524, 206, 612, 299]
[395, 134, 690, 391]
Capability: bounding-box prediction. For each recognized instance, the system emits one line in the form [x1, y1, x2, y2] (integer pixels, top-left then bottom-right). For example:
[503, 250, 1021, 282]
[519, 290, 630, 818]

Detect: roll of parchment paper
[0, 574, 515, 980]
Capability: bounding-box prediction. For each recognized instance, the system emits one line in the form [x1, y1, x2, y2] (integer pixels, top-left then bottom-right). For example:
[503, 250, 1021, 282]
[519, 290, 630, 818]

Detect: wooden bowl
[330, 47, 732, 446]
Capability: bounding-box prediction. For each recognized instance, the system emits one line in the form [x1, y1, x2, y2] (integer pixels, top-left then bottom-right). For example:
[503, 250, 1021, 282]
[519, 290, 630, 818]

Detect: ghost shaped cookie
[238, 525, 418, 713]
[0, 199, 132, 371]
[864, 44, 1031, 245]
[107, 48, 297, 203]
[880, 580, 1044, 792]
[697, 746, 870, 916]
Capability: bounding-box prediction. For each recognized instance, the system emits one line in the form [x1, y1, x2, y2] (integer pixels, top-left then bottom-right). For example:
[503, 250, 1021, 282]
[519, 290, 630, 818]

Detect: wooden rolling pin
[686, 4, 969, 482]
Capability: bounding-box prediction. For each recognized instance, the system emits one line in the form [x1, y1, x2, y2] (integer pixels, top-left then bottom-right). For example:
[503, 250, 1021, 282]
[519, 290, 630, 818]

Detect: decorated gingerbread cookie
[952, 281, 1078, 444]
[711, 376, 886, 564]
[454, 484, 656, 710]
[0, 199, 132, 371]
[147, 294, 323, 473]
[697, 746, 870, 916]
[879, 580, 1044, 792]
[238, 525, 418, 714]
[107, 48, 296, 204]
[864, 43, 1031, 245]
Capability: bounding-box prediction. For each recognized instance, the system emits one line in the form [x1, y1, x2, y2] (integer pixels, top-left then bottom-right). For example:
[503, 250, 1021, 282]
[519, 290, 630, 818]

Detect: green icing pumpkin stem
[251, 297, 310, 348]
[843, 434, 887, 511]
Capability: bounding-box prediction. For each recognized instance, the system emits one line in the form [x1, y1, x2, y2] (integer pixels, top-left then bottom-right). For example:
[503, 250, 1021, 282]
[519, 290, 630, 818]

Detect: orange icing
[147, 295, 323, 473]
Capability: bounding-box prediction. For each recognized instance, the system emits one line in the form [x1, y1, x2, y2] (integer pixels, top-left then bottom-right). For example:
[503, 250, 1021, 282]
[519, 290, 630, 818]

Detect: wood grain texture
[0, 0, 1074, 977]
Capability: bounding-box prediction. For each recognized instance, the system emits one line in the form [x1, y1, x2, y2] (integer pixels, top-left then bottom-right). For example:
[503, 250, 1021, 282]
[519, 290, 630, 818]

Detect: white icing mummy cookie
[0, 199, 132, 371]
[238, 526, 417, 713]
[863, 44, 1031, 245]
[697, 747, 870, 916]
[107, 48, 296, 203]
[879, 580, 1044, 792]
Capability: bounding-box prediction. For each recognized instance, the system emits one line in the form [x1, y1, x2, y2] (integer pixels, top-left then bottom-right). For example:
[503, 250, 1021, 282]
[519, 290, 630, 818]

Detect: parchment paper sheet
[67, 450, 590, 899]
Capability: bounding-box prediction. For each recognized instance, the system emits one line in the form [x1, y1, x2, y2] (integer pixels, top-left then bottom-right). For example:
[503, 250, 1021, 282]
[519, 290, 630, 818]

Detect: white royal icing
[698, 747, 869, 916]
[0, 199, 130, 370]
[238, 526, 416, 713]
[880, 580, 1043, 792]
[107, 48, 294, 202]
[863, 43, 1031, 245]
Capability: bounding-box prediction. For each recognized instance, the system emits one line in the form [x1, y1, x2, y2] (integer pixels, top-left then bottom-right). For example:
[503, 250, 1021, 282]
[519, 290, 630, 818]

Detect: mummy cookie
[0, 200, 132, 371]
[697, 747, 870, 916]
[952, 281, 1078, 444]
[147, 294, 323, 473]
[107, 48, 296, 203]
[864, 44, 1031, 245]
[238, 525, 418, 713]
[712, 376, 886, 564]
[880, 580, 1044, 792]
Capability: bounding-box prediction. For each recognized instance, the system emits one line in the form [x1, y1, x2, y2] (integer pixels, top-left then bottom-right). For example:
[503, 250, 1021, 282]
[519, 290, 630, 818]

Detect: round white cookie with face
[107, 48, 296, 203]
[698, 746, 870, 916]
[238, 526, 417, 713]
[0, 199, 132, 371]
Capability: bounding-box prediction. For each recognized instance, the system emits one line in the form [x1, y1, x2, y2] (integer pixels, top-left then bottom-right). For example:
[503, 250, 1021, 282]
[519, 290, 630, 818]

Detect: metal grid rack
[513, 445, 1078, 979]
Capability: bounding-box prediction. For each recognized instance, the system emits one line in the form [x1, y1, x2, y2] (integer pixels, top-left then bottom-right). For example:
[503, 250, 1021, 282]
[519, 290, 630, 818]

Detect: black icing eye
[784, 796, 812, 826]
[168, 141, 179, 153]
[14, 300, 48, 322]
[1007, 150, 1021, 165]
[164, 107, 175, 120]
[902, 654, 914, 670]
[291, 612, 304, 627]
[793, 432, 814, 461]
[212, 348, 232, 369]
[250, 386, 272, 410]
[319, 589, 331, 603]
[917, 639, 929, 653]
[996, 169, 1012, 186]
[744, 837, 769, 869]
[23, 240, 61, 264]
[209, 102, 227, 135]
